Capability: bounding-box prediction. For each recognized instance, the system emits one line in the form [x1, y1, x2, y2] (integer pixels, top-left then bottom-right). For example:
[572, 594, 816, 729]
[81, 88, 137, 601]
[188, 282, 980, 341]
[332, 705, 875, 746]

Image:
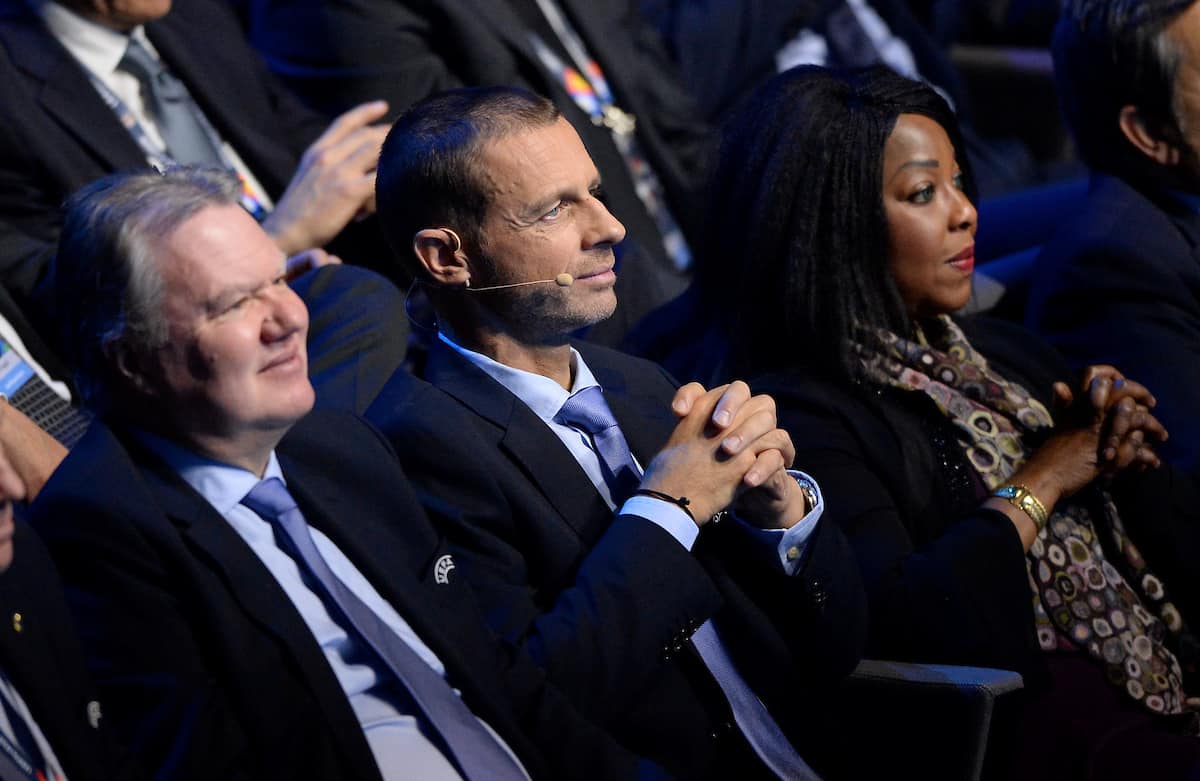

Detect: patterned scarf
[853, 316, 1190, 715]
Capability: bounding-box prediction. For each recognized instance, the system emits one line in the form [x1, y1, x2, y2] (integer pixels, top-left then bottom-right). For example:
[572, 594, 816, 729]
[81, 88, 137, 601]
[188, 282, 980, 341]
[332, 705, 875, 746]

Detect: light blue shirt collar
[435, 331, 821, 572]
[129, 429, 512, 779]
[132, 429, 284, 516]
[437, 331, 600, 421]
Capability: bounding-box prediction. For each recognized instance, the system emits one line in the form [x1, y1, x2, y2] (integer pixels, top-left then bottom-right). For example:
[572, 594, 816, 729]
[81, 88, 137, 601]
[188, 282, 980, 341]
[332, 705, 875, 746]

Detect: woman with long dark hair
[717, 65, 1200, 777]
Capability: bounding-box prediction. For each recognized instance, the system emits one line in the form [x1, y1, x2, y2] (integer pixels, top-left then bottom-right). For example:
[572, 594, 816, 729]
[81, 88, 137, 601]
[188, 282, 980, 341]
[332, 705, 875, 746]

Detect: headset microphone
[465, 273, 574, 292]
[416, 227, 577, 292]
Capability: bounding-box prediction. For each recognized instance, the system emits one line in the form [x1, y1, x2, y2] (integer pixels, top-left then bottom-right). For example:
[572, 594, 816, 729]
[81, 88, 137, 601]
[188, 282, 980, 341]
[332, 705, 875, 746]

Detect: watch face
[794, 478, 817, 512]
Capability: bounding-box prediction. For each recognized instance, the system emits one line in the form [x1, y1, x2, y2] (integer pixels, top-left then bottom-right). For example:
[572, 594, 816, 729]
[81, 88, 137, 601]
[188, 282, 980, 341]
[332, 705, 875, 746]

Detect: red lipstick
[947, 245, 975, 273]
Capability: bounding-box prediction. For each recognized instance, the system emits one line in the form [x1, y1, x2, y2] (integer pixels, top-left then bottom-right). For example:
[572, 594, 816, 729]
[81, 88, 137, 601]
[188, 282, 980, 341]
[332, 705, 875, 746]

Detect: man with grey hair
[25, 165, 756, 779]
[0, 177, 407, 517]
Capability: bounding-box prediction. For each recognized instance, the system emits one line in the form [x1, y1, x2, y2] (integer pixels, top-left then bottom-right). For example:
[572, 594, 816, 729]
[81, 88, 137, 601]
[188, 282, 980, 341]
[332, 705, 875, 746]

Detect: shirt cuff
[619, 495, 700, 551]
[733, 470, 824, 575]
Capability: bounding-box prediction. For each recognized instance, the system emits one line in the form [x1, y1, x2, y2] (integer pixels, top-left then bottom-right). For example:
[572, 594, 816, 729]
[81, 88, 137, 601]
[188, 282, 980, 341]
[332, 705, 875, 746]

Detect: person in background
[245, 0, 712, 346]
[0, 0, 397, 334]
[1029, 0, 1200, 483]
[718, 64, 1200, 779]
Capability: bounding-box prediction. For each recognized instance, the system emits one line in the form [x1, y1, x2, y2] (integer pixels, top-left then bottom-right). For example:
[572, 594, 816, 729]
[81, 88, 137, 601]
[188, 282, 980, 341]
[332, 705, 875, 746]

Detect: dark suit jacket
[640, 0, 965, 124]
[365, 339, 867, 778]
[289, 263, 409, 415]
[754, 316, 1200, 688]
[246, 0, 710, 345]
[0, 6, 406, 402]
[0, 0, 386, 332]
[754, 318, 1050, 684]
[28, 410, 658, 780]
[1028, 173, 1200, 481]
[0, 521, 113, 781]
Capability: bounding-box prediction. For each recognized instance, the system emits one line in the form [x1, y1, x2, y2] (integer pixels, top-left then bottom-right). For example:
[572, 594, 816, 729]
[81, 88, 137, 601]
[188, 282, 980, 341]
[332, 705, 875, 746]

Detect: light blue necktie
[691, 623, 821, 779]
[554, 386, 821, 779]
[553, 385, 642, 503]
[241, 478, 526, 781]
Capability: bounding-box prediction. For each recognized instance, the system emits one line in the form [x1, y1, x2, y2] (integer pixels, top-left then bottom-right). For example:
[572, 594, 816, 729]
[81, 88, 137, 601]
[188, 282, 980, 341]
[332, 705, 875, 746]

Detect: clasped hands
[638, 381, 805, 530]
[1055, 364, 1166, 479]
[1013, 364, 1167, 522]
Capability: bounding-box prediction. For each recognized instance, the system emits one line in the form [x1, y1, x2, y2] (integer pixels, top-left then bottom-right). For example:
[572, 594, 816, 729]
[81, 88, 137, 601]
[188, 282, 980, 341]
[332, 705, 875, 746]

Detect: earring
[464, 277, 471, 289]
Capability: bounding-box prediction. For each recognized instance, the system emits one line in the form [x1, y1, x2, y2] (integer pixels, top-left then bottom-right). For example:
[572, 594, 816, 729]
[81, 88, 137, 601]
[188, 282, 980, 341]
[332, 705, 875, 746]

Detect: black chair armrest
[819, 659, 1023, 780]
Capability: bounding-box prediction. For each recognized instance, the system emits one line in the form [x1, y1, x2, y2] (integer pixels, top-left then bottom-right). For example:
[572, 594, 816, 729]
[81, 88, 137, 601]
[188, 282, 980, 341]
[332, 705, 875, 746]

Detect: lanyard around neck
[86, 67, 270, 222]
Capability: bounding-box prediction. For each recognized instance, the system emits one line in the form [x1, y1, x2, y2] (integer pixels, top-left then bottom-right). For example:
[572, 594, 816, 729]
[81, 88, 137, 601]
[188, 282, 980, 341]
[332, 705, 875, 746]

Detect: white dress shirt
[438, 332, 823, 572]
[136, 431, 528, 781]
[438, 333, 826, 774]
[37, 1, 274, 209]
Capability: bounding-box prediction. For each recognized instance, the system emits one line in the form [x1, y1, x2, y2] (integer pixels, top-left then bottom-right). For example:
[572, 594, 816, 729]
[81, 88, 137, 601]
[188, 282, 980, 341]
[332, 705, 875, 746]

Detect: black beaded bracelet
[633, 488, 697, 524]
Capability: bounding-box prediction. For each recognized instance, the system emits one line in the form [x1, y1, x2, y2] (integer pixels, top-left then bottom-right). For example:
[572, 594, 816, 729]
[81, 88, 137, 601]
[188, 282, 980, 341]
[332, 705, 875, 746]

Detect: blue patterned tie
[553, 386, 642, 503]
[241, 478, 526, 781]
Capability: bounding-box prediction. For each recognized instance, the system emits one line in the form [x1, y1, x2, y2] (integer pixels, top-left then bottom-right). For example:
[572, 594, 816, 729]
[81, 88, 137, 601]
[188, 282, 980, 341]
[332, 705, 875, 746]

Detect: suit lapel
[274, 448, 446, 624]
[474, 0, 630, 92]
[128, 423, 511, 780]
[580, 344, 677, 465]
[0, 538, 86, 778]
[605, 390, 668, 466]
[130, 445, 377, 778]
[425, 341, 613, 540]
[1129, 184, 1200, 280]
[275, 438, 523, 735]
[143, 461, 315, 655]
[0, 10, 145, 172]
[500, 413, 613, 540]
[142, 15, 264, 176]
